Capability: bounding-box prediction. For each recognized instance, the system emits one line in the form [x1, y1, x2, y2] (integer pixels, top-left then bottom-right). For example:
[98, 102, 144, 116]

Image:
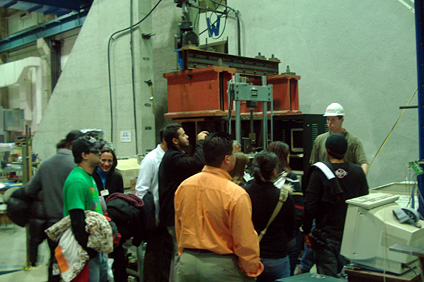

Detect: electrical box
[273, 114, 327, 175]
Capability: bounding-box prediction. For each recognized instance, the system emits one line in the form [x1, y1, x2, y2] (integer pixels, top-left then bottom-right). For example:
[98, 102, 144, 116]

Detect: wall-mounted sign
[120, 131, 131, 143]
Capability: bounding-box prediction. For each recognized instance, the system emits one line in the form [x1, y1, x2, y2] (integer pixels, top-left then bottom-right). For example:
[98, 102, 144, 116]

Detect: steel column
[415, 0, 424, 216]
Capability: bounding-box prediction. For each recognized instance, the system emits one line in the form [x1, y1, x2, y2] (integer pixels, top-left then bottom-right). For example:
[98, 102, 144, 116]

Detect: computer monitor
[290, 128, 303, 153]
[340, 193, 424, 274]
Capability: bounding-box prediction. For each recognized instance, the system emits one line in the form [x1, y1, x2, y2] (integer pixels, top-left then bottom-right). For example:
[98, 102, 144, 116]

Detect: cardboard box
[116, 158, 140, 189]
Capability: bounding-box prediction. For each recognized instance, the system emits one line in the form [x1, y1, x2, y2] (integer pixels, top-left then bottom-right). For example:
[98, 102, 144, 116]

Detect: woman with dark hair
[245, 151, 295, 281]
[267, 141, 304, 276]
[92, 147, 125, 281]
[92, 147, 124, 201]
[229, 152, 250, 186]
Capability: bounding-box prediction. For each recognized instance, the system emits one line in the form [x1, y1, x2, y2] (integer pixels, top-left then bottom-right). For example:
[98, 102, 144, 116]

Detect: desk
[276, 273, 343, 281]
[0, 183, 22, 227]
[345, 268, 421, 282]
[0, 182, 23, 194]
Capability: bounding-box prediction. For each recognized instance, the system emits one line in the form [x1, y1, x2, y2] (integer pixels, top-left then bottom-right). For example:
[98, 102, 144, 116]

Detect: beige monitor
[341, 193, 424, 274]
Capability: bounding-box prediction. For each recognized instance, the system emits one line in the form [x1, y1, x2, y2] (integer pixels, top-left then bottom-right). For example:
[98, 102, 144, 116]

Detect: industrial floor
[0, 222, 142, 282]
[0, 223, 49, 282]
[0, 222, 318, 282]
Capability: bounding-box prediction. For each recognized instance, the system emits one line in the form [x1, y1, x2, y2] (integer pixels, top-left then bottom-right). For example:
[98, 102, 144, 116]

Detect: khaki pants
[177, 249, 255, 282]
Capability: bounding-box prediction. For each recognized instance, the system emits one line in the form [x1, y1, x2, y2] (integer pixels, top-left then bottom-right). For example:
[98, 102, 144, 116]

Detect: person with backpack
[245, 151, 295, 281]
[302, 134, 369, 277]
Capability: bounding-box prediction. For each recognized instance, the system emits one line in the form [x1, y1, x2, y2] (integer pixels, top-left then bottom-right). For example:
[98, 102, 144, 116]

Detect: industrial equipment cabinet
[170, 114, 327, 178]
[273, 114, 327, 174]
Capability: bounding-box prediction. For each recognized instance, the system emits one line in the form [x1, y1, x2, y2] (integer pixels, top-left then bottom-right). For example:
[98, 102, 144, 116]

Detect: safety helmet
[323, 103, 345, 117]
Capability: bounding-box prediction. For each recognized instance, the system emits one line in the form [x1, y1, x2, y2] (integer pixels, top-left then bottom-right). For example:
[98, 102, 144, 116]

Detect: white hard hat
[324, 103, 345, 117]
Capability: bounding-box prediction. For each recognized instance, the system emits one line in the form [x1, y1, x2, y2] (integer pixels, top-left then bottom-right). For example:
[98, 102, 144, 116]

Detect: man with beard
[158, 123, 208, 281]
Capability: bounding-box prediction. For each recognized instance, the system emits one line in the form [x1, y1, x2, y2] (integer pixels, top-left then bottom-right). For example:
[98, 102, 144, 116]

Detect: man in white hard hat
[310, 103, 368, 174]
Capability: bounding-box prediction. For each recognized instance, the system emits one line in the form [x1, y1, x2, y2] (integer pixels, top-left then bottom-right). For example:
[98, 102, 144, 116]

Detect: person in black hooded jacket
[92, 147, 124, 202]
[245, 151, 295, 281]
[92, 147, 125, 282]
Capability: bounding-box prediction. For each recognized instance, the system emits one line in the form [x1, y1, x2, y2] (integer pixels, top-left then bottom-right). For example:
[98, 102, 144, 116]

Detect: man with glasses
[63, 135, 107, 282]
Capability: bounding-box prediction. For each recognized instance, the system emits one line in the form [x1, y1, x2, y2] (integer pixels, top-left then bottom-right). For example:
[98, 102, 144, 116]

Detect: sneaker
[294, 265, 309, 275]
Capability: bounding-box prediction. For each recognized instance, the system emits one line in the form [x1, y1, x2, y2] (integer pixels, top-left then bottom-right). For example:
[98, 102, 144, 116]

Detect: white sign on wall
[120, 131, 131, 142]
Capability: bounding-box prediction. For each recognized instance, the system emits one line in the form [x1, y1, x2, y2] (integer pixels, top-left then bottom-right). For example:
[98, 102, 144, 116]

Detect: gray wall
[151, 0, 418, 188]
[33, 0, 156, 160]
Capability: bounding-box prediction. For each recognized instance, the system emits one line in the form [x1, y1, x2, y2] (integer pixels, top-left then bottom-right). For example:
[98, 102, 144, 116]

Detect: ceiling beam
[0, 10, 88, 53]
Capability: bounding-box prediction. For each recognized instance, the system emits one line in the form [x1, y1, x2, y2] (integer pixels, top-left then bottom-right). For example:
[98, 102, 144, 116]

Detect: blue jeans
[299, 244, 315, 271]
[257, 256, 290, 282]
[299, 220, 316, 271]
[88, 253, 108, 282]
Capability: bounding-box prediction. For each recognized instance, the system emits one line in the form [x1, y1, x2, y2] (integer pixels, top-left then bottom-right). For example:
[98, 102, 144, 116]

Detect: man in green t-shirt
[63, 135, 107, 282]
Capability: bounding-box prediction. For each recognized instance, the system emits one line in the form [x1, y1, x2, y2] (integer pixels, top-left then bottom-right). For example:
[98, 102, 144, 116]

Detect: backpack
[304, 161, 344, 203]
[6, 186, 32, 227]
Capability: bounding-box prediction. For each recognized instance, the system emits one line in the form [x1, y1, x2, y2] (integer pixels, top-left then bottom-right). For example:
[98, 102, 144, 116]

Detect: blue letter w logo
[206, 15, 221, 37]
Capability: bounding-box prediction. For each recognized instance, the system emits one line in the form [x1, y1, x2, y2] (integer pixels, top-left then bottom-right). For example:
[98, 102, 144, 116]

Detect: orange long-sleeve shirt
[174, 165, 264, 277]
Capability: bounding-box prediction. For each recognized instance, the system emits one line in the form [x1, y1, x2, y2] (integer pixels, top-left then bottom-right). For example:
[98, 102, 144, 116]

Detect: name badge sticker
[100, 190, 109, 197]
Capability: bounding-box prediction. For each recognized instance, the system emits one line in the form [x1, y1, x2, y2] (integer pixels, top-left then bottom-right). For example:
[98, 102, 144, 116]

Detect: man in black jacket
[158, 123, 208, 281]
[303, 134, 368, 277]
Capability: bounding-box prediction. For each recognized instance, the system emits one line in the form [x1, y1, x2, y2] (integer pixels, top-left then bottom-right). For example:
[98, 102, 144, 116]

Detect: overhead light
[397, 0, 415, 13]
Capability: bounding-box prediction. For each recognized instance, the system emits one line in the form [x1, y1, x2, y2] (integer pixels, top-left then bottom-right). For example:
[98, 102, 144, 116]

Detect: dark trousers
[287, 230, 302, 275]
[46, 221, 61, 282]
[143, 225, 173, 282]
[315, 237, 349, 277]
[109, 240, 128, 282]
[29, 219, 47, 266]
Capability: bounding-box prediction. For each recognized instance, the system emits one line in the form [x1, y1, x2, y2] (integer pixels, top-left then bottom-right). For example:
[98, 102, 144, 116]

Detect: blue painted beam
[3, 1, 17, 8]
[27, 4, 42, 12]
[15, 0, 90, 11]
[0, 10, 88, 53]
[415, 0, 424, 216]
[43, 7, 60, 15]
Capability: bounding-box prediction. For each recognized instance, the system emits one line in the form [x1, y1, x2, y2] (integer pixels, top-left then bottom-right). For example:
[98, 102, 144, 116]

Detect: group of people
[134, 103, 369, 282]
[20, 101, 369, 282]
[24, 132, 126, 282]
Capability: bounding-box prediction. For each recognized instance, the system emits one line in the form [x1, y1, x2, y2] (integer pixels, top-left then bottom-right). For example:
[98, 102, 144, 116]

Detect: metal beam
[3, 0, 17, 8]
[182, 48, 280, 77]
[27, 4, 42, 12]
[415, 0, 424, 216]
[15, 0, 90, 11]
[0, 10, 87, 53]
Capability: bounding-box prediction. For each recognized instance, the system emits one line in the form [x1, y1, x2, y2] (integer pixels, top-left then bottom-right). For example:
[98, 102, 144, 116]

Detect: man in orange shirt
[174, 132, 264, 282]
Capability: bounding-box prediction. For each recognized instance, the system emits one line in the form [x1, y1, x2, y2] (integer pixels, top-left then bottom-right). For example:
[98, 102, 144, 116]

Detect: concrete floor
[0, 221, 318, 282]
[0, 223, 49, 281]
[0, 221, 142, 282]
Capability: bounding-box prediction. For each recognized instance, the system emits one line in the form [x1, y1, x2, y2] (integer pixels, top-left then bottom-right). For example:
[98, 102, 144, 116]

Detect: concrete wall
[151, 0, 418, 188]
[32, 0, 156, 160]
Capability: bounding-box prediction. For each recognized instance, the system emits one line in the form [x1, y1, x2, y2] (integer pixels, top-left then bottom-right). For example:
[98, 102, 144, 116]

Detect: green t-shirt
[310, 130, 368, 165]
[63, 166, 103, 216]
